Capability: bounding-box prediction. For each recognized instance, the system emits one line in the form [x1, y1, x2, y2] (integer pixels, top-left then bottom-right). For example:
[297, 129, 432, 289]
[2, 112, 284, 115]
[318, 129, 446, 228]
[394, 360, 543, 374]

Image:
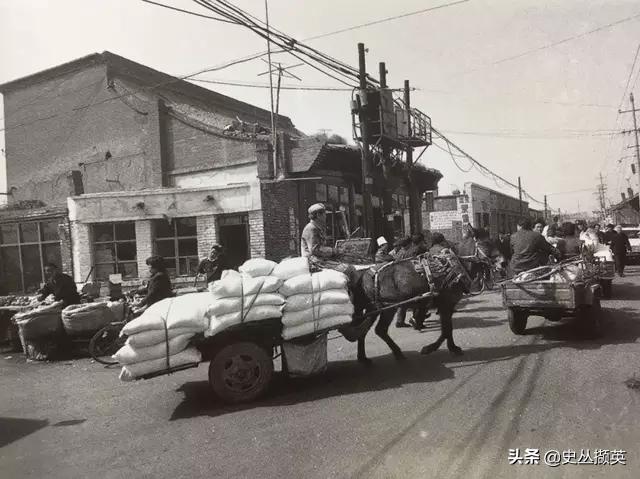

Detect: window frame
[0, 219, 62, 293]
[153, 217, 199, 277]
[92, 222, 138, 281]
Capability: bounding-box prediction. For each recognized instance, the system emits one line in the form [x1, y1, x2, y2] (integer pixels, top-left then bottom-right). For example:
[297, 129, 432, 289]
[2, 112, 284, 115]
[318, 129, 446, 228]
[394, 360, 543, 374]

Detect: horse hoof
[420, 344, 438, 355]
[358, 357, 373, 366]
[449, 347, 464, 356]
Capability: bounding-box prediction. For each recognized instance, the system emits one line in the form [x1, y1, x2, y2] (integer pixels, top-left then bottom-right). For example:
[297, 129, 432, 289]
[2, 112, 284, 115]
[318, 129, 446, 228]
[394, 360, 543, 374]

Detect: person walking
[611, 225, 631, 277]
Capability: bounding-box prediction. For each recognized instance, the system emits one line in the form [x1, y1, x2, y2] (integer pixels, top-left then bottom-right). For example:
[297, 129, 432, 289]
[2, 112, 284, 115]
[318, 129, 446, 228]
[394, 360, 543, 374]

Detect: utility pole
[619, 92, 640, 194]
[357, 43, 374, 237]
[263, 0, 278, 178]
[404, 79, 422, 233]
[518, 176, 523, 218]
[379, 62, 394, 242]
[544, 195, 548, 221]
[596, 172, 608, 219]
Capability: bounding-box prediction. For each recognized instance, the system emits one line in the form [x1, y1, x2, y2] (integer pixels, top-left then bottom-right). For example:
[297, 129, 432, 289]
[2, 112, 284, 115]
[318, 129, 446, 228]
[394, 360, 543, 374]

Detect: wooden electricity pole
[619, 92, 640, 196]
[379, 62, 394, 242]
[358, 43, 374, 238]
[518, 176, 523, 218]
[404, 79, 422, 234]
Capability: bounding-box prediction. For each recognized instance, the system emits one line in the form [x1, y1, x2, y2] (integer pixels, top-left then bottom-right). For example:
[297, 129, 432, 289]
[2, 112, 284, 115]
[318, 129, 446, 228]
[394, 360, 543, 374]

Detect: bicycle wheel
[89, 324, 125, 365]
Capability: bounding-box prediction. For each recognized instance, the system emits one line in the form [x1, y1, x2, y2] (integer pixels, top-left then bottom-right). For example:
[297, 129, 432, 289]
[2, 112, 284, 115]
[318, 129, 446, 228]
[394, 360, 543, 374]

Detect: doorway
[217, 214, 250, 269]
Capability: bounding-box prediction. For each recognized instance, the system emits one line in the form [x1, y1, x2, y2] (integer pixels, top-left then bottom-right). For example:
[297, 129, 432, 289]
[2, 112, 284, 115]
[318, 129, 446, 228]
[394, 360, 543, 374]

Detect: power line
[140, 0, 236, 23]
[454, 11, 640, 77]
[303, 0, 473, 41]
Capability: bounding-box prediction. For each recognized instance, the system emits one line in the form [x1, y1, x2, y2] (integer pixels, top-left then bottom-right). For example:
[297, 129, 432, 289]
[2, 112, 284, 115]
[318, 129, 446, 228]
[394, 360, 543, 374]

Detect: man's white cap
[308, 203, 326, 215]
[377, 236, 388, 246]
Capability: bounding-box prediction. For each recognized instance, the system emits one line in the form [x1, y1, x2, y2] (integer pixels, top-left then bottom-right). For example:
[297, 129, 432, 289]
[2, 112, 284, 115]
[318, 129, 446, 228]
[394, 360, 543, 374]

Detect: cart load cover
[122, 293, 211, 336]
[14, 301, 65, 340]
[62, 302, 113, 335]
[119, 347, 201, 382]
[279, 270, 353, 340]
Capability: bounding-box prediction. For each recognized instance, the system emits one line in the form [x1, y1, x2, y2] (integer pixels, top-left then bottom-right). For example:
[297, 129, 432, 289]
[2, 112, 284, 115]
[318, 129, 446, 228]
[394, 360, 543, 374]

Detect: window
[0, 219, 62, 294]
[153, 217, 198, 277]
[92, 222, 138, 280]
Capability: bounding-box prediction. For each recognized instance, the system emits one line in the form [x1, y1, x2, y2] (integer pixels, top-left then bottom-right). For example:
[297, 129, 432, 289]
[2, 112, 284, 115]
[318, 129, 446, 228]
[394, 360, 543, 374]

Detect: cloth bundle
[116, 292, 210, 381]
[61, 302, 113, 336]
[206, 266, 285, 337]
[280, 269, 353, 340]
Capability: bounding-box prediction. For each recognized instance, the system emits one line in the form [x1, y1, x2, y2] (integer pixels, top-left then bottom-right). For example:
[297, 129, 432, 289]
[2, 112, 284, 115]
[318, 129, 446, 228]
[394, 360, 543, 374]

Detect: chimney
[627, 187, 634, 199]
[621, 192, 626, 201]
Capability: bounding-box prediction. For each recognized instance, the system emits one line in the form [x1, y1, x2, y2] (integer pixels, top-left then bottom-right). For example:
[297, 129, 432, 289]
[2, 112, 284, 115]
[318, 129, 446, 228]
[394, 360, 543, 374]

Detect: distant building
[609, 193, 640, 225]
[423, 182, 534, 242]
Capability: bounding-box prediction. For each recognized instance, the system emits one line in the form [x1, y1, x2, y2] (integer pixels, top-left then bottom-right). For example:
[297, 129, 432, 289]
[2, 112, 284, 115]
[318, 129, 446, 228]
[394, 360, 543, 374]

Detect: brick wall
[164, 115, 258, 172]
[197, 215, 218, 259]
[135, 220, 153, 279]
[248, 210, 266, 258]
[258, 181, 304, 261]
[2, 65, 159, 206]
[70, 221, 92, 283]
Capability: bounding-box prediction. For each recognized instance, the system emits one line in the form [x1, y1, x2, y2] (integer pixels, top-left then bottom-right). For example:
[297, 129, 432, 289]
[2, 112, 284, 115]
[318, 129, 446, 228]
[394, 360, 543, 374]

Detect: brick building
[0, 51, 300, 293]
[0, 51, 442, 294]
[423, 182, 535, 242]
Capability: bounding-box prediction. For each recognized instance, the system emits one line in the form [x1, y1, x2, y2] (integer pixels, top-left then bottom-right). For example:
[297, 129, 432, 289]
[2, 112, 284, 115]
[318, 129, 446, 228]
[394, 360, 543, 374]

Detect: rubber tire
[89, 324, 123, 365]
[508, 308, 528, 335]
[581, 298, 603, 339]
[208, 341, 274, 404]
[601, 280, 612, 299]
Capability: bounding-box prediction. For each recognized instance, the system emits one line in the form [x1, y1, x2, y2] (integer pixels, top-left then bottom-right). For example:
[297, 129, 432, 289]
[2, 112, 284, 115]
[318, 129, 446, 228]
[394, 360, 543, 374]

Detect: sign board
[335, 238, 374, 259]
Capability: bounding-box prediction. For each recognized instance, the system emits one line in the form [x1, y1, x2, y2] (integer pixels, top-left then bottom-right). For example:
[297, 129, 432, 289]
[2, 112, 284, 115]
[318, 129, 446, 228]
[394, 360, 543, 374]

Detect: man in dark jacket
[194, 244, 227, 286]
[510, 218, 559, 274]
[374, 237, 395, 263]
[37, 263, 80, 307]
[137, 256, 174, 309]
[602, 224, 616, 245]
[611, 225, 632, 277]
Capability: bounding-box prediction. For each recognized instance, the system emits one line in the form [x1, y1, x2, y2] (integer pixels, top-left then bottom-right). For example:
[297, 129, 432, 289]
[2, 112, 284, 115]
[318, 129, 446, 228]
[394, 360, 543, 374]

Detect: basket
[282, 332, 328, 377]
[62, 303, 114, 336]
[14, 307, 64, 340]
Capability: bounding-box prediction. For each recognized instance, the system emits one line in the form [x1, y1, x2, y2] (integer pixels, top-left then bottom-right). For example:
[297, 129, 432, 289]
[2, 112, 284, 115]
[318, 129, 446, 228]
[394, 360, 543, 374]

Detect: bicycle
[89, 293, 144, 365]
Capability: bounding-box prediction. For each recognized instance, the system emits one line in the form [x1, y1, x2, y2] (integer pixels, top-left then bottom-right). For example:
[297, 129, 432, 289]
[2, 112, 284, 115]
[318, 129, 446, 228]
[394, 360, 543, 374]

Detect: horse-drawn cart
[502, 261, 602, 337]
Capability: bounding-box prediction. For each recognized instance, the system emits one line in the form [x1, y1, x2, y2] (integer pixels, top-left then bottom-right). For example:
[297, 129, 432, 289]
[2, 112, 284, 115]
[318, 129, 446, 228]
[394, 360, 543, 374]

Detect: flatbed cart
[135, 318, 284, 404]
[502, 262, 602, 337]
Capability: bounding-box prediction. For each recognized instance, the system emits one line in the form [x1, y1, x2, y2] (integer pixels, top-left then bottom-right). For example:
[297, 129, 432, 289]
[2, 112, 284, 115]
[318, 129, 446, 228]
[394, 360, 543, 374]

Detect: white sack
[282, 302, 354, 327]
[238, 258, 277, 277]
[206, 293, 284, 318]
[207, 305, 283, 337]
[282, 315, 352, 340]
[208, 270, 283, 299]
[272, 257, 310, 280]
[126, 327, 202, 348]
[114, 333, 193, 365]
[284, 289, 351, 312]
[122, 292, 211, 335]
[119, 347, 201, 381]
[280, 270, 348, 297]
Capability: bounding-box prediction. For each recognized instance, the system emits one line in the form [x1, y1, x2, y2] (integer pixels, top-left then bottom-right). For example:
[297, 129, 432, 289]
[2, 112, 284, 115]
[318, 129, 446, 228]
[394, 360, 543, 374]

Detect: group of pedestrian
[508, 216, 632, 277]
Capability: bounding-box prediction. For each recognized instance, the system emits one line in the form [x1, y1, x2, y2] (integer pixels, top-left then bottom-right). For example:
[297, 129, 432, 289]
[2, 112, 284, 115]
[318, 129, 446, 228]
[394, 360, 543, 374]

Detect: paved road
[2, 267, 640, 479]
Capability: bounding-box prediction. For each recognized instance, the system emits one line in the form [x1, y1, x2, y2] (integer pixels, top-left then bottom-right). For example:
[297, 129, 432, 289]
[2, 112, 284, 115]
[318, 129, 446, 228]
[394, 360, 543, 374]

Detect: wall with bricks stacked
[259, 181, 300, 261]
[2, 65, 161, 206]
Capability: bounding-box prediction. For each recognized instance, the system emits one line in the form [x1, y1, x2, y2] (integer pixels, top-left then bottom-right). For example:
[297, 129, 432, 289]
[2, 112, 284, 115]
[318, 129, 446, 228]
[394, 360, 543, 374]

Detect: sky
[1, 0, 639, 214]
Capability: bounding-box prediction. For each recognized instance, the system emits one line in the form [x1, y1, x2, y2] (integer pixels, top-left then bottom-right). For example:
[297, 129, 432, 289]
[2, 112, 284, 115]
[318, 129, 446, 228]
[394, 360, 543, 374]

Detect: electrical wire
[454, 11, 640, 77]
[618, 42, 640, 110]
[140, 0, 236, 23]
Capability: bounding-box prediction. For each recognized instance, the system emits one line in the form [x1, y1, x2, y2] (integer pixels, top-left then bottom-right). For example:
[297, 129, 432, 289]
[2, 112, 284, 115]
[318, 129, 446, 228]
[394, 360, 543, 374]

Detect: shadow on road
[169, 351, 453, 420]
[0, 417, 49, 448]
[604, 281, 639, 301]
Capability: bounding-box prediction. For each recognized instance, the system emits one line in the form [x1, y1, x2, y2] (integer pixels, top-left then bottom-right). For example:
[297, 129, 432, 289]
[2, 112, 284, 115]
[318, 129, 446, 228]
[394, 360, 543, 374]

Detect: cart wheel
[601, 280, 612, 299]
[208, 341, 274, 404]
[508, 308, 528, 335]
[581, 298, 603, 339]
[89, 324, 124, 365]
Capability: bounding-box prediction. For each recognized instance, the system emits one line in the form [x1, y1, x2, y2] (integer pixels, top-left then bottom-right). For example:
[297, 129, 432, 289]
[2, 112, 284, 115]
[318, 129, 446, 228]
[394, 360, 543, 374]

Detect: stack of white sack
[116, 292, 211, 382]
[280, 269, 353, 340]
[206, 267, 285, 337]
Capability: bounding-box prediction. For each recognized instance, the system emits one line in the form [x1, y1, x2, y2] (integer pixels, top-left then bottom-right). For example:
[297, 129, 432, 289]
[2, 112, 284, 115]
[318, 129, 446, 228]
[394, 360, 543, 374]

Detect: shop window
[0, 219, 63, 294]
[92, 222, 138, 281]
[153, 217, 198, 277]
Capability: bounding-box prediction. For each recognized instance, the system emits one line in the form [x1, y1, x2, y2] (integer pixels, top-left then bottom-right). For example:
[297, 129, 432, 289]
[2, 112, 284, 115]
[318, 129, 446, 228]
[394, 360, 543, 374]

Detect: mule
[341, 240, 505, 363]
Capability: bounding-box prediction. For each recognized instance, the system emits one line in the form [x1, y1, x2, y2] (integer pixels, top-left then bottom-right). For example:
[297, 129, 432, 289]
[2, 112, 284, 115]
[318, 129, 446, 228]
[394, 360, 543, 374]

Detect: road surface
[2, 267, 639, 479]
